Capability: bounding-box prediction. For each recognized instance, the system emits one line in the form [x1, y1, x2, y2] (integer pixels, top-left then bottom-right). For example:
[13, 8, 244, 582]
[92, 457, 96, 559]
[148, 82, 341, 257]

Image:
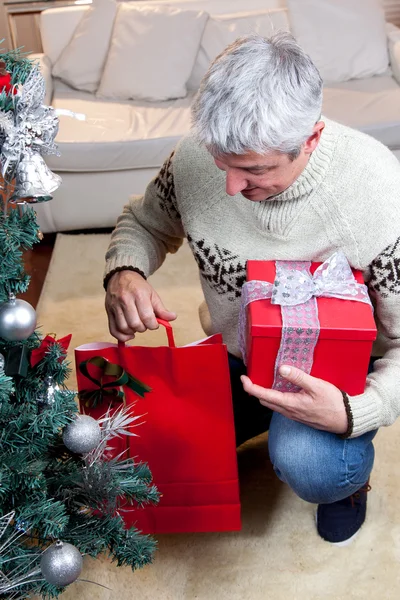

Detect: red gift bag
[75, 320, 241, 534]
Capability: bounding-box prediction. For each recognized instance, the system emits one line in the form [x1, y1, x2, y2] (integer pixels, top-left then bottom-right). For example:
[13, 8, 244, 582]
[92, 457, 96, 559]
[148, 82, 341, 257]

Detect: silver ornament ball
[40, 541, 83, 587]
[0, 295, 36, 341]
[0, 352, 4, 374]
[63, 414, 102, 454]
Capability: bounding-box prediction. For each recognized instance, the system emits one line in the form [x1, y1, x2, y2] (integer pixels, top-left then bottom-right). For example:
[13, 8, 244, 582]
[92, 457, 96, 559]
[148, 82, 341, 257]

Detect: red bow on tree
[0, 60, 17, 95]
[30, 334, 72, 367]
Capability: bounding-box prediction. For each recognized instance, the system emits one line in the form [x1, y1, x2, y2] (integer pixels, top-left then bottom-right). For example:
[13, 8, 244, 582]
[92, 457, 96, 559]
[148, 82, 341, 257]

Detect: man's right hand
[105, 270, 177, 342]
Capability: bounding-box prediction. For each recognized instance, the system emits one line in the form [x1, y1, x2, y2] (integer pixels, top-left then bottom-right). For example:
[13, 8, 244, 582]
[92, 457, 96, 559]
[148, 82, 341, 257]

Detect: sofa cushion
[41, 0, 285, 69]
[48, 81, 194, 172]
[187, 8, 290, 91]
[287, 0, 389, 84]
[52, 0, 116, 93]
[40, 5, 90, 65]
[323, 75, 400, 150]
[97, 4, 208, 101]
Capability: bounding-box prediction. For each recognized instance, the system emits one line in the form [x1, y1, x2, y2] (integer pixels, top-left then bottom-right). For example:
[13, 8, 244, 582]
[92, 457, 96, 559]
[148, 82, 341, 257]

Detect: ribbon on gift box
[238, 251, 373, 393]
[78, 356, 152, 408]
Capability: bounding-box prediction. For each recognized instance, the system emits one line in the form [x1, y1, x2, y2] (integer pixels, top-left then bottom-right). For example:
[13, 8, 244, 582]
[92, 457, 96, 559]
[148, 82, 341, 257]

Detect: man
[104, 33, 400, 545]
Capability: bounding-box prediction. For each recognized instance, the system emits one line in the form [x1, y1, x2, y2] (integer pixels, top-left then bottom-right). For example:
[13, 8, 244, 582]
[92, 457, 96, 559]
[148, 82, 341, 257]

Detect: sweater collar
[258, 118, 336, 204]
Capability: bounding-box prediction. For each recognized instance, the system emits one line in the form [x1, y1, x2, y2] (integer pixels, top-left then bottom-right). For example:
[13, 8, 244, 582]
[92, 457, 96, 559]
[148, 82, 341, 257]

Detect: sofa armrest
[29, 53, 53, 105]
[386, 23, 400, 85]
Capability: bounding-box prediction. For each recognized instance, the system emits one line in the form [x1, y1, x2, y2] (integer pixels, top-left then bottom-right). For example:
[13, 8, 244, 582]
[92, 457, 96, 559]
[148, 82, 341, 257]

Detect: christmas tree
[0, 48, 159, 599]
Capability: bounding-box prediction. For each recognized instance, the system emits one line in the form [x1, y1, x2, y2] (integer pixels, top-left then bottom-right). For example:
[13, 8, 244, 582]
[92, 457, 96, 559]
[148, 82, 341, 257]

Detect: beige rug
[36, 233, 400, 600]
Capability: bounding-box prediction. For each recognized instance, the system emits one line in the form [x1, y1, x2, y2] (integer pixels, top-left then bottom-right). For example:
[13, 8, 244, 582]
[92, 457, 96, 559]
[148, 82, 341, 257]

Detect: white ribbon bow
[271, 251, 370, 307]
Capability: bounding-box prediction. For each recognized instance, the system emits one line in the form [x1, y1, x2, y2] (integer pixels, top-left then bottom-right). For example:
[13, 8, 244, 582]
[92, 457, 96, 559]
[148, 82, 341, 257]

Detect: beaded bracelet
[338, 390, 354, 439]
[103, 266, 147, 291]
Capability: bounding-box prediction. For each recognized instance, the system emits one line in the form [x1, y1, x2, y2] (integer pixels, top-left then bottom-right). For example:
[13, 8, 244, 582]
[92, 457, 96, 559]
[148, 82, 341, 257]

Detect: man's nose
[225, 169, 248, 196]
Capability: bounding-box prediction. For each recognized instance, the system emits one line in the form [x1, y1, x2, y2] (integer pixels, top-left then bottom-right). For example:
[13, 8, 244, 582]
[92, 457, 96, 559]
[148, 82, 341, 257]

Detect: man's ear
[303, 121, 325, 155]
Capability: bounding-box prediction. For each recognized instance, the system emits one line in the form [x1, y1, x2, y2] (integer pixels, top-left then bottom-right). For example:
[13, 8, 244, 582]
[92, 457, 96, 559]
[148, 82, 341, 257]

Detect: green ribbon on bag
[78, 356, 152, 408]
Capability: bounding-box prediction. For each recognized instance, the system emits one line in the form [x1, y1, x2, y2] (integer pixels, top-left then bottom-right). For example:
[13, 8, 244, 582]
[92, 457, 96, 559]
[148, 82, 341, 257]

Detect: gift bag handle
[118, 318, 176, 349]
[156, 318, 176, 347]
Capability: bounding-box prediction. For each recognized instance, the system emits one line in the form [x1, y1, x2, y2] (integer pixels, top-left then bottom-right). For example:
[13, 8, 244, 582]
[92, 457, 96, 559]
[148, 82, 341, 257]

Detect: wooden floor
[21, 234, 56, 309]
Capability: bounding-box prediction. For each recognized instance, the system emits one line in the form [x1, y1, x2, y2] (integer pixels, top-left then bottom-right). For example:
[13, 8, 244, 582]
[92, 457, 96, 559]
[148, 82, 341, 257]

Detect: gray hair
[191, 32, 323, 158]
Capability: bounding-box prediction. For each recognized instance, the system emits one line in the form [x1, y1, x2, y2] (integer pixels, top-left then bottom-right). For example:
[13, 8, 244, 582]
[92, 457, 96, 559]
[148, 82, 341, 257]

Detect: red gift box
[246, 260, 377, 395]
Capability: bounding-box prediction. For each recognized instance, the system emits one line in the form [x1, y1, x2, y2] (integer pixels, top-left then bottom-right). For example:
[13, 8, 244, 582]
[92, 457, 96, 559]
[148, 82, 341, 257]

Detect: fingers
[106, 284, 145, 338]
[240, 375, 287, 407]
[106, 304, 135, 342]
[152, 292, 177, 322]
[241, 375, 300, 421]
[133, 289, 158, 331]
[135, 290, 177, 330]
[278, 365, 321, 394]
[105, 272, 176, 341]
[241, 367, 326, 404]
[241, 372, 346, 433]
[113, 290, 148, 333]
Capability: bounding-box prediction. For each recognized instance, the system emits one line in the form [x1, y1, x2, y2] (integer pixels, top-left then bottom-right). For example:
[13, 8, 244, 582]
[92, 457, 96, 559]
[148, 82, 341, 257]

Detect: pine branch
[0, 44, 33, 112]
[0, 209, 39, 302]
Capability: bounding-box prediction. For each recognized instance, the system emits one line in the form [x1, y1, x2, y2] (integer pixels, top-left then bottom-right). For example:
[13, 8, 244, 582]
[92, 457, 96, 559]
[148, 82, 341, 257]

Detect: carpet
[36, 233, 400, 600]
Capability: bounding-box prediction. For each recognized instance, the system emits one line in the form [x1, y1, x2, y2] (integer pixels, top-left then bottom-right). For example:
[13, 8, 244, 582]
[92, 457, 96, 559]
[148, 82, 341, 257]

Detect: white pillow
[52, 0, 117, 93]
[187, 9, 290, 91]
[97, 4, 208, 101]
[286, 0, 389, 83]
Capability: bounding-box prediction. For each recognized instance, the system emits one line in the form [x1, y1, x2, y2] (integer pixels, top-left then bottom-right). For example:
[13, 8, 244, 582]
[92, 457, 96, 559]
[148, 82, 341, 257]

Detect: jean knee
[269, 434, 334, 503]
[268, 414, 375, 504]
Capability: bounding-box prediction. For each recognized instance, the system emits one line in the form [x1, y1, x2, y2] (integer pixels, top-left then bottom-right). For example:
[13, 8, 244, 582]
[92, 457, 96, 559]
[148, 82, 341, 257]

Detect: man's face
[214, 149, 306, 202]
[213, 122, 325, 202]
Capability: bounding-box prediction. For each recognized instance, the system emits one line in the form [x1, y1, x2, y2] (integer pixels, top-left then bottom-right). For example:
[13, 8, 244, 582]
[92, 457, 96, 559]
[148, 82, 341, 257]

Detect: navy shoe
[316, 481, 371, 545]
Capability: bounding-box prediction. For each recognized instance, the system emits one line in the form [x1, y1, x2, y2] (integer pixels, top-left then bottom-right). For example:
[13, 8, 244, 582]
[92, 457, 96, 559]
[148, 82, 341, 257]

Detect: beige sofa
[32, 0, 400, 232]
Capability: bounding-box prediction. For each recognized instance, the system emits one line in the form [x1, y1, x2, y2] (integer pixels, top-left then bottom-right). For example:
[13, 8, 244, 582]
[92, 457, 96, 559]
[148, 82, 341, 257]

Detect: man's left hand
[241, 365, 348, 434]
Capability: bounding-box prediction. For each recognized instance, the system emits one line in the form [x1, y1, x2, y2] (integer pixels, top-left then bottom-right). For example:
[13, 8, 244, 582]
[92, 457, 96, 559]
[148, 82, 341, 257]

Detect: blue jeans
[229, 354, 378, 504]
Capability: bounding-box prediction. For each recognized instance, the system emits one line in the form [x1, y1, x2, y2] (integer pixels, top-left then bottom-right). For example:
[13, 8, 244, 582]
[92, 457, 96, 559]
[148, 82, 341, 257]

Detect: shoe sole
[330, 529, 360, 547]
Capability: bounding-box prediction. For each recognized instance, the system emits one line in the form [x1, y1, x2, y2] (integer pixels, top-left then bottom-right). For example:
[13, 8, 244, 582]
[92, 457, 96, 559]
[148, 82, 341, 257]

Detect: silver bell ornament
[63, 414, 102, 454]
[10, 149, 61, 203]
[40, 540, 83, 587]
[0, 294, 36, 341]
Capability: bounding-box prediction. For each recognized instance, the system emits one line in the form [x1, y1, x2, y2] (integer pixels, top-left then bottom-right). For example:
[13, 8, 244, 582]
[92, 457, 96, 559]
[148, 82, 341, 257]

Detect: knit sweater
[104, 118, 400, 438]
